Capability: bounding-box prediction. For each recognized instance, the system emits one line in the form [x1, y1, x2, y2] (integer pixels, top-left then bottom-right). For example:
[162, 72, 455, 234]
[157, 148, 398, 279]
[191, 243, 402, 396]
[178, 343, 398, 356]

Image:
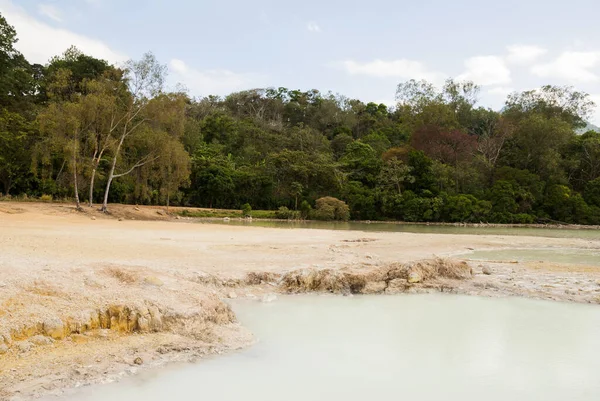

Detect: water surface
[205, 219, 600, 239]
[465, 248, 600, 265]
[55, 294, 600, 401]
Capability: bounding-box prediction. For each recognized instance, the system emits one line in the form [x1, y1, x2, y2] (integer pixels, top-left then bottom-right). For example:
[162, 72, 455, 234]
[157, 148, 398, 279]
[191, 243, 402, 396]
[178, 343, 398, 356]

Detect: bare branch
[113, 155, 159, 178]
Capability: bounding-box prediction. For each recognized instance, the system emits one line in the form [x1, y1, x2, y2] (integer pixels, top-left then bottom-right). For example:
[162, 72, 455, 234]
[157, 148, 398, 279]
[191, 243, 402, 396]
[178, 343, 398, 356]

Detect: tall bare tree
[100, 53, 166, 212]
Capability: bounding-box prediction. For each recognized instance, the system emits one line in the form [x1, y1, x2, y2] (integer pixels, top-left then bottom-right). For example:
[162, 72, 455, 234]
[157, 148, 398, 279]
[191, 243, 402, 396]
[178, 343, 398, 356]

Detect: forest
[2, 13, 600, 224]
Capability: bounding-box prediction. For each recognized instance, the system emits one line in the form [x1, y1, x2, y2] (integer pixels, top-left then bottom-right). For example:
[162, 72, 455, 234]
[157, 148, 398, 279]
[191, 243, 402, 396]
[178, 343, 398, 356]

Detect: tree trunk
[73, 144, 81, 211]
[2, 178, 11, 196]
[101, 155, 117, 213]
[101, 124, 128, 213]
[89, 162, 98, 207]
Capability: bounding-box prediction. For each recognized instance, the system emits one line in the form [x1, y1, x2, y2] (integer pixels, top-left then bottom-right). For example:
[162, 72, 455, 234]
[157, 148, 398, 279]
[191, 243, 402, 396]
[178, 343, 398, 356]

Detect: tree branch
[113, 155, 159, 178]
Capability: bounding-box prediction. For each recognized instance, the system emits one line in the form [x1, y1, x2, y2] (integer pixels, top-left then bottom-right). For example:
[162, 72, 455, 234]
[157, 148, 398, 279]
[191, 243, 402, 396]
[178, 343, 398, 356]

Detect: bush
[442, 194, 490, 222]
[275, 206, 291, 219]
[241, 203, 252, 217]
[312, 197, 350, 221]
[511, 213, 535, 224]
[40, 194, 53, 202]
[275, 206, 300, 220]
[299, 200, 312, 220]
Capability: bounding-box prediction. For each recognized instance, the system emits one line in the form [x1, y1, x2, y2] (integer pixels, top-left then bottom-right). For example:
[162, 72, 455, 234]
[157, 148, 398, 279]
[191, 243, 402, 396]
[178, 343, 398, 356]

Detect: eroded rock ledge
[0, 259, 469, 360]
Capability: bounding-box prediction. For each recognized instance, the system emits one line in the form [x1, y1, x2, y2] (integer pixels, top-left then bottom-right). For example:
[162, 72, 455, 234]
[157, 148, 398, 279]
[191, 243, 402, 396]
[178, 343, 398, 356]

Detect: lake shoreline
[1, 202, 600, 400]
[195, 216, 600, 232]
[2, 199, 599, 231]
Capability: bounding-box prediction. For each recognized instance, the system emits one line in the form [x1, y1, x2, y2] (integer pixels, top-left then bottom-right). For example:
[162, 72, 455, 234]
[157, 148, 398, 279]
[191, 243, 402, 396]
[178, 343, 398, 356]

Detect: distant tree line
[2, 13, 600, 224]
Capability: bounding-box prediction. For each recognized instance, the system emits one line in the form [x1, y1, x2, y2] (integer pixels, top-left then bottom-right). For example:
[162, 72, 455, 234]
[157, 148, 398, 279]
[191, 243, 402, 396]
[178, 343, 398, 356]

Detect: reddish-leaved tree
[411, 125, 477, 166]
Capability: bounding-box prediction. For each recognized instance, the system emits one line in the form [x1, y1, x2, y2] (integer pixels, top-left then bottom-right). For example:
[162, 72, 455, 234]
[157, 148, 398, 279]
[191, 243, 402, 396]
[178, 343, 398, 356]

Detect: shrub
[241, 203, 252, 217]
[275, 206, 290, 219]
[442, 194, 491, 222]
[40, 194, 53, 202]
[511, 213, 535, 224]
[312, 197, 350, 221]
[299, 200, 312, 220]
[275, 206, 300, 220]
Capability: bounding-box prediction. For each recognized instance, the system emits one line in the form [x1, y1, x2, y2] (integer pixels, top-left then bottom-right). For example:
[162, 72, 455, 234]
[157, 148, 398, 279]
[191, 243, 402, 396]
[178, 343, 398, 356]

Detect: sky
[2, 0, 600, 122]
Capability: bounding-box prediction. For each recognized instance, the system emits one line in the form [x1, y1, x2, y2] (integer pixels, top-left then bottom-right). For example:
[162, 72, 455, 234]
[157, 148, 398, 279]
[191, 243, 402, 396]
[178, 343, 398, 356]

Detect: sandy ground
[1, 202, 600, 400]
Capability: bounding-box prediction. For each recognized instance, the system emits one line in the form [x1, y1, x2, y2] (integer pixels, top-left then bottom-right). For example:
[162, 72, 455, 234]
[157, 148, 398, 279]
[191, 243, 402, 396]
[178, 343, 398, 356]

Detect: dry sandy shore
[1, 202, 599, 400]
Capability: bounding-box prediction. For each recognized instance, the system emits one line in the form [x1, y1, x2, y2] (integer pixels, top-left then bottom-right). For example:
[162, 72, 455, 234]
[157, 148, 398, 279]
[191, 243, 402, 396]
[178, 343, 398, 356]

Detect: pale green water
[465, 248, 600, 265]
[52, 295, 600, 401]
[205, 219, 600, 239]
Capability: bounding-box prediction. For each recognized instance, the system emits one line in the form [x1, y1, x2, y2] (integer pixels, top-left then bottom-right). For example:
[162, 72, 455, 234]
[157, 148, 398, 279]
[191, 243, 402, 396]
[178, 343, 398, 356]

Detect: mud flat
[1, 202, 600, 400]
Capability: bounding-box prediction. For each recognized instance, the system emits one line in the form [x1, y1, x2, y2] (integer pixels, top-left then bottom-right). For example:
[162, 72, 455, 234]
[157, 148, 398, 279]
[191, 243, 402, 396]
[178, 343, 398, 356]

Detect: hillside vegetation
[1, 13, 600, 224]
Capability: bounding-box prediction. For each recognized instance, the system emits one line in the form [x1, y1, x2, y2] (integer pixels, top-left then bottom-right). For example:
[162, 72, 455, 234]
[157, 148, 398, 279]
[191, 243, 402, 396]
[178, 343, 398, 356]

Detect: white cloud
[531, 51, 600, 83]
[506, 45, 547, 64]
[307, 21, 321, 33]
[169, 59, 264, 97]
[488, 86, 514, 97]
[339, 59, 445, 84]
[0, 0, 126, 64]
[37, 4, 63, 22]
[457, 56, 511, 86]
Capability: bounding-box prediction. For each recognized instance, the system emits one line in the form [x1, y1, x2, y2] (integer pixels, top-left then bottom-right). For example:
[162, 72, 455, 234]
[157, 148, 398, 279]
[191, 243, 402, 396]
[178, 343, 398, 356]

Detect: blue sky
[2, 0, 600, 121]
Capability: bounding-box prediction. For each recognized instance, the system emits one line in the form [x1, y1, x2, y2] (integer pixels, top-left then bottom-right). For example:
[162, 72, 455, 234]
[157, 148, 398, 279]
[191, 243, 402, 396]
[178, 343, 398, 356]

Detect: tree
[584, 178, 600, 208]
[313, 197, 350, 221]
[378, 158, 415, 195]
[505, 85, 595, 129]
[405, 150, 436, 194]
[501, 114, 573, 181]
[156, 138, 190, 208]
[411, 125, 477, 166]
[476, 116, 514, 182]
[331, 133, 353, 159]
[0, 13, 35, 113]
[395, 79, 479, 131]
[79, 75, 126, 206]
[395, 80, 439, 110]
[564, 131, 600, 190]
[0, 109, 34, 195]
[38, 90, 85, 209]
[38, 46, 113, 104]
[100, 53, 167, 212]
[291, 181, 303, 210]
[340, 141, 381, 187]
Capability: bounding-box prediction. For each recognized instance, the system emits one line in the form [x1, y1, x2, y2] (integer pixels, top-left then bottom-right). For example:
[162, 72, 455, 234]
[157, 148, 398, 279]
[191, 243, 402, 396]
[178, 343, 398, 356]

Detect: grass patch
[0, 194, 71, 203]
[177, 208, 279, 219]
[178, 209, 242, 218]
[249, 210, 279, 219]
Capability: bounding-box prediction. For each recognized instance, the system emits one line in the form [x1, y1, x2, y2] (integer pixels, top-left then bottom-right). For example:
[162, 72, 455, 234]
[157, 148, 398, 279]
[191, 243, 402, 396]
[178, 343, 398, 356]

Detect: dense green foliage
[2, 13, 600, 224]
